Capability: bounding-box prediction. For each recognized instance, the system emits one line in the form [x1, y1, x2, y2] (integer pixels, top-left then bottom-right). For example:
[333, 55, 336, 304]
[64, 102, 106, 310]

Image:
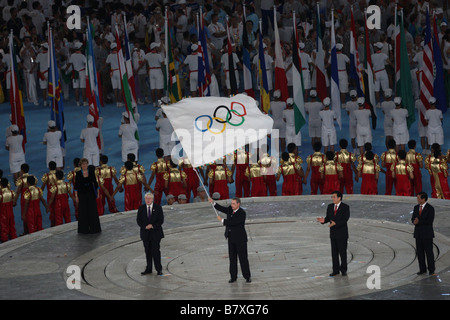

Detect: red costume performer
[149, 152, 170, 205]
[391, 155, 414, 197]
[232, 148, 250, 198]
[357, 152, 380, 195]
[114, 161, 149, 211]
[406, 147, 423, 196]
[319, 153, 344, 195]
[95, 160, 119, 215]
[305, 145, 325, 195]
[245, 163, 267, 197]
[208, 164, 232, 200]
[335, 144, 356, 194]
[179, 157, 200, 202]
[381, 141, 398, 195]
[48, 173, 75, 226]
[0, 178, 17, 242]
[164, 164, 188, 201]
[277, 152, 302, 196]
[23, 178, 48, 234]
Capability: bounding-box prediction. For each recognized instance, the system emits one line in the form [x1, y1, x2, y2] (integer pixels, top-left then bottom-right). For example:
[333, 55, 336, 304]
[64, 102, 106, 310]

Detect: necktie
[334, 205, 338, 216]
[148, 205, 152, 220]
[419, 205, 423, 216]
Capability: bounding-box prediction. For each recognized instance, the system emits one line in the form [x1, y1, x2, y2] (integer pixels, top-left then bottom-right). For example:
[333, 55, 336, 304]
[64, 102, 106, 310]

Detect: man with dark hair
[317, 190, 350, 276]
[412, 192, 436, 275]
[209, 196, 251, 283]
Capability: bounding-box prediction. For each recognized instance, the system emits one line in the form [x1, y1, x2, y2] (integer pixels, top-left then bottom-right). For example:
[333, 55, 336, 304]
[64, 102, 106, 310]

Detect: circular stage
[1, 195, 450, 300]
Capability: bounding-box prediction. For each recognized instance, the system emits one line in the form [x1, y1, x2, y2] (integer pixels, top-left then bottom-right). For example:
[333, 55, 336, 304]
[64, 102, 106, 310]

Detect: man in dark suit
[209, 197, 251, 283]
[412, 192, 436, 275]
[317, 190, 350, 276]
[136, 192, 165, 275]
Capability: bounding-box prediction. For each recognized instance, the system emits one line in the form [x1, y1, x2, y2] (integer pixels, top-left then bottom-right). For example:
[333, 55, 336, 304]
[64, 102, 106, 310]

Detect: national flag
[258, 22, 270, 114]
[349, 6, 364, 98]
[363, 12, 377, 129]
[123, 16, 137, 109]
[226, 17, 238, 95]
[330, 10, 341, 129]
[432, 12, 447, 113]
[292, 13, 306, 134]
[198, 10, 212, 97]
[8, 32, 26, 151]
[395, 9, 415, 128]
[86, 22, 102, 149]
[241, 10, 255, 98]
[115, 25, 139, 140]
[314, 3, 327, 102]
[165, 9, 182, 103]
[273, 6, 288, 102]
[419, 7, 434, 125]
[48, 27, 66, 150]
[161, 94, 273, 167]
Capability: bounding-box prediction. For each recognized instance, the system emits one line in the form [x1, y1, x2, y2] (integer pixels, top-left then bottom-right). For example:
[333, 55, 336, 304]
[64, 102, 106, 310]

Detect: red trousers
[235, 165, 250, 198]
[323, 174, 340, 195]
[0, 202, 17, 242]
[385, 163, 395, 195]
[97, 178, 118, 215]
[265, 175, 277, 196]
[184, 168, 199, 201]
[47, 189, 56, 227]
[168, 181, 186, 201]
[339, 163, 354, 194]
[25, 199, 43, 234]
[395, 174, 412, 196]
[282, 174, 297, 196]
[250, 176, 266, 197]
[124, 184, 142, 211]
[436, 173, 450, 199]
[54, 194, 71, 226]
[153, 173, 166, 205]
[410, 164, 422, 196]
[361, 173, 378, 195]
[213, 180, 229, 200]
[310, 166, 324, 195]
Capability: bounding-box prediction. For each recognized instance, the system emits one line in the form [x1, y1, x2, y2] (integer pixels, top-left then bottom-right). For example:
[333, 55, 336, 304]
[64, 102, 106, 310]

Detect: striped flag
[292, 12, 306, 134]
[363, 12, 377, 129]
[258, 21, 270, 114]
[419, 7, 434, 125]
[395, 9, 415, 129]
[241, 10, 254, 98]
[330, 10, 341, 129]
[165, 8, 182, 103]
[349, 6, 364, 98]
[86, 22, 102, 149]
[314, 3, 327, 102]
[432, 12, 447, 113]
[198, 10, 212, 97]
[115, 25, 139, 140]
[8, 32, 26, 151]
[123, 16, 137, 109]
[48, 26, 66, 150]
[226, 17, 238, 95]
[273, 6, 288, 102]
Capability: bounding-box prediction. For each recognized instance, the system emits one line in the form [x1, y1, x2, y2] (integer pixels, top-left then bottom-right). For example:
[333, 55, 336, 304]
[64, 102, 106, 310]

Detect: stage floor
[1, 195, 449, 300]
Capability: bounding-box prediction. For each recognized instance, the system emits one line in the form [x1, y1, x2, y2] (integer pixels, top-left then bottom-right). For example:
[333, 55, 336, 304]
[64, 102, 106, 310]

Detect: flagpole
[194, 167, 219, 216]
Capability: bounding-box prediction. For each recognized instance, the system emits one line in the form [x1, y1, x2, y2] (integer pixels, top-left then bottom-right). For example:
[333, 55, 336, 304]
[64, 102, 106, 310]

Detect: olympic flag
[161, 94, 273, 167]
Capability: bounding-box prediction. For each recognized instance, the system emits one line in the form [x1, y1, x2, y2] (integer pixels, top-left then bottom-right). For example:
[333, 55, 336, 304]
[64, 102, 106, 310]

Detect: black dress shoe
[417, 271, 427, 275]
[228, 279, 237, 283]
[341, 272, 347, 276]
[329, 272, 339, 277]
[246, 278, 252, 283]
[157, 271, 163, 275]
[429, 271, 437, 276]
[141, 270, 152, 275]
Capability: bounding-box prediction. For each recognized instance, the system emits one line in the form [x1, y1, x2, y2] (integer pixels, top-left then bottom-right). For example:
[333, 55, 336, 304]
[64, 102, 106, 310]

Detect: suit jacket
[214, 203, 248, 243]
[323, 202, 350, 239]
[136, 203, 165, 242]
[412, 203, 435, 239]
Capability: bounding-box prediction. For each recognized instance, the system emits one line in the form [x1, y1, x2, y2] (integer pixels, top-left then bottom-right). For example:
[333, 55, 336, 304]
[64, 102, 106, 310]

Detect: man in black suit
[136, 192, 164, 275]
[412, 192, 436, 275]
[209, 197, 251, 283]
[317, 190, 350, 276]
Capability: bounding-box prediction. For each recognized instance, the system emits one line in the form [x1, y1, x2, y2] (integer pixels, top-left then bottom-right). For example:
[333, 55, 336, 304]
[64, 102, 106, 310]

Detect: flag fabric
[115, 25, 139, 140]
[123, 16, 137, 109]
[258, 22, 270, 114]
[432, 12, 447, 114]
[273, 7, 288, 102]
[161, 94, 273, 167]
[48, 27, 66, 150]
[330, 10, 341, 129]
[419, 7, 434, 125]
[241, 11, 255, 98]
[363, 12, 377, 129]
[314, 3, 327, 102]
[8, 32, 26, 151]
[349, 7, 364, 98]
[292, 13, 306, 134]
[198, 11, 212, 97]
[226, 18, 238, 95]
[395, 9, 415, 128]
[86, 22, 102, 149]
[165, 9, 182, 103]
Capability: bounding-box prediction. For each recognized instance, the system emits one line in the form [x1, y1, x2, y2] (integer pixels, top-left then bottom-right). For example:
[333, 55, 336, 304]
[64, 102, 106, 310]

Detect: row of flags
[7, 6, 448, 156]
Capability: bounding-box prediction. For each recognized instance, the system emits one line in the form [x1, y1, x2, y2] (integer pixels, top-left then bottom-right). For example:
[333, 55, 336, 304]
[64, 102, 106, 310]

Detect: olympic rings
[194, 102, 247, 134]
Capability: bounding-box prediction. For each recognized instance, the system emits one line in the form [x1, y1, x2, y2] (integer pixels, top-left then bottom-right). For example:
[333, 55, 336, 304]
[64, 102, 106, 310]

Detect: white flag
[161, 94, 274, 167]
